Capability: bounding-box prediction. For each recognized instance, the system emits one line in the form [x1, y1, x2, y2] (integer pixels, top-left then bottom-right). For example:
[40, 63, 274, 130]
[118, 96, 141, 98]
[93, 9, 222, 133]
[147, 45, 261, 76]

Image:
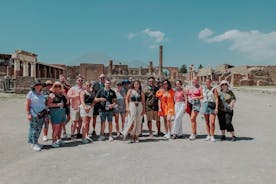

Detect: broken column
[159, 45, 163, 76]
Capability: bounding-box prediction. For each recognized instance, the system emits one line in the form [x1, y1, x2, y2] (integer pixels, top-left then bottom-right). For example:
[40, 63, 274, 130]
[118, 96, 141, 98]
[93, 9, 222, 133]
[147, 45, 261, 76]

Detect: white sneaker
[164, 133, 171, 139]
[189, 134, 196, 140]
[109, 136, 114, 141]
[205, 135, 211, 141]
[57, 139, 64, 145]
[42, 136, 48, 142]
[62, 133, 68, 139]
[86, 137, 93, 142]
[52, 142, 60, 148]
[32, 144, 41, 151]
[210, 136, 216, 142]
[98, 135, 105, 141]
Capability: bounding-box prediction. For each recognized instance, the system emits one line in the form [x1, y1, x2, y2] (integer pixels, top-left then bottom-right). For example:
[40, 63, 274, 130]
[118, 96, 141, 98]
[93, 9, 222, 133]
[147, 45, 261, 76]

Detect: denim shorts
[201, 101, 215, 114]
[99, 111, 113, 123]
[49, 108, 66, 124]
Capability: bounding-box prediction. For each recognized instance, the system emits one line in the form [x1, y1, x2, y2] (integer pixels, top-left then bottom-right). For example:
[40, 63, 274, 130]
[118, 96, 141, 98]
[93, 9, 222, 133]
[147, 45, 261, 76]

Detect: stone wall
[65, 66, 80, 80]
[0, 65, 6, 77]
[15, 76, 34, 94]
[79, 64, 104, 81]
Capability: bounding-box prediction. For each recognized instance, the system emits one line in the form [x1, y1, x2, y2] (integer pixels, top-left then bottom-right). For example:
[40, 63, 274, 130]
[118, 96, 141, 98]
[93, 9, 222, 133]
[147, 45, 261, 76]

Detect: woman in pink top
[187, 76, 203, 140]
[172, 80, 188, 139]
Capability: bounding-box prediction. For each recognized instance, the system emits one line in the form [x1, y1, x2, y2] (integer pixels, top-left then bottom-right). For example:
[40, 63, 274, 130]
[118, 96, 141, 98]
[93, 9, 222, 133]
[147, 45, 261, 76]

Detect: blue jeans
[28, 117, 45, 144]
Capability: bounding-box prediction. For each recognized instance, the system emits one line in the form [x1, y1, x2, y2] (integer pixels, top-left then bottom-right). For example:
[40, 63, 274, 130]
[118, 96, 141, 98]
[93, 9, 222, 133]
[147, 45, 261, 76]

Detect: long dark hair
[131, 80, 142, 93]
[163, 79, 172, 90]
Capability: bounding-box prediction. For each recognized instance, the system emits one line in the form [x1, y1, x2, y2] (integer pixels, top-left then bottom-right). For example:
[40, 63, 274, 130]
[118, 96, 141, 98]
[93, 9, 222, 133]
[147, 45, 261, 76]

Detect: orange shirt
[156, 89, 175, 116]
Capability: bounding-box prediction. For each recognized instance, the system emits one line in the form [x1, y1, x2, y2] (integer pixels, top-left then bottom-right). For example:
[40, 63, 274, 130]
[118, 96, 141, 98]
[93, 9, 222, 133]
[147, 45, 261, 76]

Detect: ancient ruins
[0, 45, 275, 93]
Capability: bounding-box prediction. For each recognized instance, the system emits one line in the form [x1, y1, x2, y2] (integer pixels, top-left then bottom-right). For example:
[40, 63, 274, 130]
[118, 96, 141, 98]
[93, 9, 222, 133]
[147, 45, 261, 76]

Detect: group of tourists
[26, 73, 237, 151]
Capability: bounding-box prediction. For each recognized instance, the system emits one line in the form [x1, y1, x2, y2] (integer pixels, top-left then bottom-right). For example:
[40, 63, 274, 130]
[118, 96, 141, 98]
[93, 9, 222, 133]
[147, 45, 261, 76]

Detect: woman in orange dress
[156, 79, 175, 139]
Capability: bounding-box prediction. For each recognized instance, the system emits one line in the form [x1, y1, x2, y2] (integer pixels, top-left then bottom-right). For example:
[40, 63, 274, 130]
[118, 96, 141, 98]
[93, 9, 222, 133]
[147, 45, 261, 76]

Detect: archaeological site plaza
[1, 45, 276, 93]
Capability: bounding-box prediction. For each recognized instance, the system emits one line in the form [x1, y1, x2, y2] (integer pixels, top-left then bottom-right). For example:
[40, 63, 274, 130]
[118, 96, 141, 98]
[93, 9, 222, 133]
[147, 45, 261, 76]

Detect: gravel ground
[0, 89, 275, 184]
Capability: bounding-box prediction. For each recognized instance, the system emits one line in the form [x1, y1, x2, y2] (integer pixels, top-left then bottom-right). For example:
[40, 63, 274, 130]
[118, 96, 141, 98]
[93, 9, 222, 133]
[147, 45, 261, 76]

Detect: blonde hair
[50, 81, 64, 93]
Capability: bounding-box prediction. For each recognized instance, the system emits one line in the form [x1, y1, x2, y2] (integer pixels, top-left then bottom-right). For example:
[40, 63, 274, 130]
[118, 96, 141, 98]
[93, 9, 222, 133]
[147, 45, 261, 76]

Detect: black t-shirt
[96, 88, 117, 112]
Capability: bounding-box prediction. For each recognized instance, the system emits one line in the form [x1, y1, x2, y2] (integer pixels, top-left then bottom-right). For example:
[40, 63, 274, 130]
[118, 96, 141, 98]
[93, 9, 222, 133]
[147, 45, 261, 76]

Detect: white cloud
[127, 28, 166, 49]
[142, 28, 165, 43]
[199, 28, 276, 62]
[198, 28, 213, 40]
[127, 33, 137, 40]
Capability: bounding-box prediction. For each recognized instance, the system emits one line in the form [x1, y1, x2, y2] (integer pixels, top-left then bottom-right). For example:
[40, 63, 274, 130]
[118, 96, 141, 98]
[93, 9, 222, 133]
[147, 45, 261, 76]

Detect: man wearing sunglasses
[67, 75, 84, 139]
[91, 74, 106, 137]
[95, 79, 117, 141]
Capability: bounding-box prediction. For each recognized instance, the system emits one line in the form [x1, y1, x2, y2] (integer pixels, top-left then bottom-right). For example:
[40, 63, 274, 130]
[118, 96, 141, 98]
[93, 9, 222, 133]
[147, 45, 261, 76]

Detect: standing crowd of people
[26, 74, 237, 151]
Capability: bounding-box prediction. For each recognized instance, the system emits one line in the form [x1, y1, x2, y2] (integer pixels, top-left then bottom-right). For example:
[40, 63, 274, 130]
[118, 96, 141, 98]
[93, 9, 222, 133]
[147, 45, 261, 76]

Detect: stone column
[23, 61, 29, 76]
[44, 66, 48, 78]
[30, 63, 36, 77]
[14, 59, 21, 77]
[54, 69, 57, 79]
[109, 60, 113, 75]
[148, 61, 153, 75]
[139, 67, 142, 75]
[159, 45, 163, 76]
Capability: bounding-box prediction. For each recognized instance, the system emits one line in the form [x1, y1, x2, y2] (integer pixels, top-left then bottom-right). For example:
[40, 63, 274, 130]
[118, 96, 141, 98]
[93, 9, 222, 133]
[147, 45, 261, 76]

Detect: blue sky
[1, 0, 276, 68]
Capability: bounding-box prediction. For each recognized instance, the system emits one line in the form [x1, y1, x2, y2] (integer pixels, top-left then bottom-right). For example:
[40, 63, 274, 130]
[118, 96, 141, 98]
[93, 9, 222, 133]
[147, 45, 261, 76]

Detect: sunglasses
[221, 84, 228, 86]
[46, 84, 53, 86]
[54, 85, 61, 88]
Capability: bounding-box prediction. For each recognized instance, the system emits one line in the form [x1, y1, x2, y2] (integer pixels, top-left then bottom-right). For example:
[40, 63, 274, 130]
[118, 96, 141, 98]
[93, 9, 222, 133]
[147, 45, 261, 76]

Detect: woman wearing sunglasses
[156, 79, 175, 139]
[80, 81, 95, 143]
[47, 81, 68, 148]
[217, 80, 237, 141]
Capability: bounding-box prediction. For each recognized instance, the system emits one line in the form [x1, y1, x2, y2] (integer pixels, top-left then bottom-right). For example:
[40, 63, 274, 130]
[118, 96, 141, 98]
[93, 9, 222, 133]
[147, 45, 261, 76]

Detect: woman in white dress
[122, 80, 145, 143]
[172, 80, 188, 139]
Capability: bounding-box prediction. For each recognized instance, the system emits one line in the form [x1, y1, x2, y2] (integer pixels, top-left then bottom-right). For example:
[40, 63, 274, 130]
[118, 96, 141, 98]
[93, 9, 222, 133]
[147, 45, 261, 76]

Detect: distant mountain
[68, 53, 147, 68]
[69, 53, 112, 65]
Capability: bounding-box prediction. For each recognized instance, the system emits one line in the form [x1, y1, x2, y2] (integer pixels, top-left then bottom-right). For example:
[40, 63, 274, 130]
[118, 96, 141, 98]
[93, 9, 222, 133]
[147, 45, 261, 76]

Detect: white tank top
[203, 87, 215, 102]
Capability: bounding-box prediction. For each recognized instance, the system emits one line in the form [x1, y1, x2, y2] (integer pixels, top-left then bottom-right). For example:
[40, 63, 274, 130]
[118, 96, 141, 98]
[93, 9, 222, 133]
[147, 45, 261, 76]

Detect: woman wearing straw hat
[26, 79, 47, 151]
[217, 80, 237, 141]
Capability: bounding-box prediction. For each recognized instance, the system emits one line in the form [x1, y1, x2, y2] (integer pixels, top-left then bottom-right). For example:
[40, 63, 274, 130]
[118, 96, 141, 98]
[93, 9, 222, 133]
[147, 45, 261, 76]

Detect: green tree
[198, 64, 203, 70]
[179, 64, 188, 73]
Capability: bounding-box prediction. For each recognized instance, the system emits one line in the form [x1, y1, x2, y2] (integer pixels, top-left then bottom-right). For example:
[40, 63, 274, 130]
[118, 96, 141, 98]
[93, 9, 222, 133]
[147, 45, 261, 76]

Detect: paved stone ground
[0, 89, 276, 184]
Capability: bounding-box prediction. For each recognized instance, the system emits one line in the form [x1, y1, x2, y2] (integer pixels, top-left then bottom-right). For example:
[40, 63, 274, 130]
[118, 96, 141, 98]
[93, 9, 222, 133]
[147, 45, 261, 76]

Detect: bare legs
[82, 116, 91, 139]
[190, 111, 198, 135]
[204, 114, 215, 136]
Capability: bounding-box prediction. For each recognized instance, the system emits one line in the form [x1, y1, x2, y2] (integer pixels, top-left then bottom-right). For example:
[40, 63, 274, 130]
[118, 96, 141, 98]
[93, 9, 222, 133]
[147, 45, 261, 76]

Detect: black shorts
[65, 105, 70, 115]
[93, 103, 100, 116]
